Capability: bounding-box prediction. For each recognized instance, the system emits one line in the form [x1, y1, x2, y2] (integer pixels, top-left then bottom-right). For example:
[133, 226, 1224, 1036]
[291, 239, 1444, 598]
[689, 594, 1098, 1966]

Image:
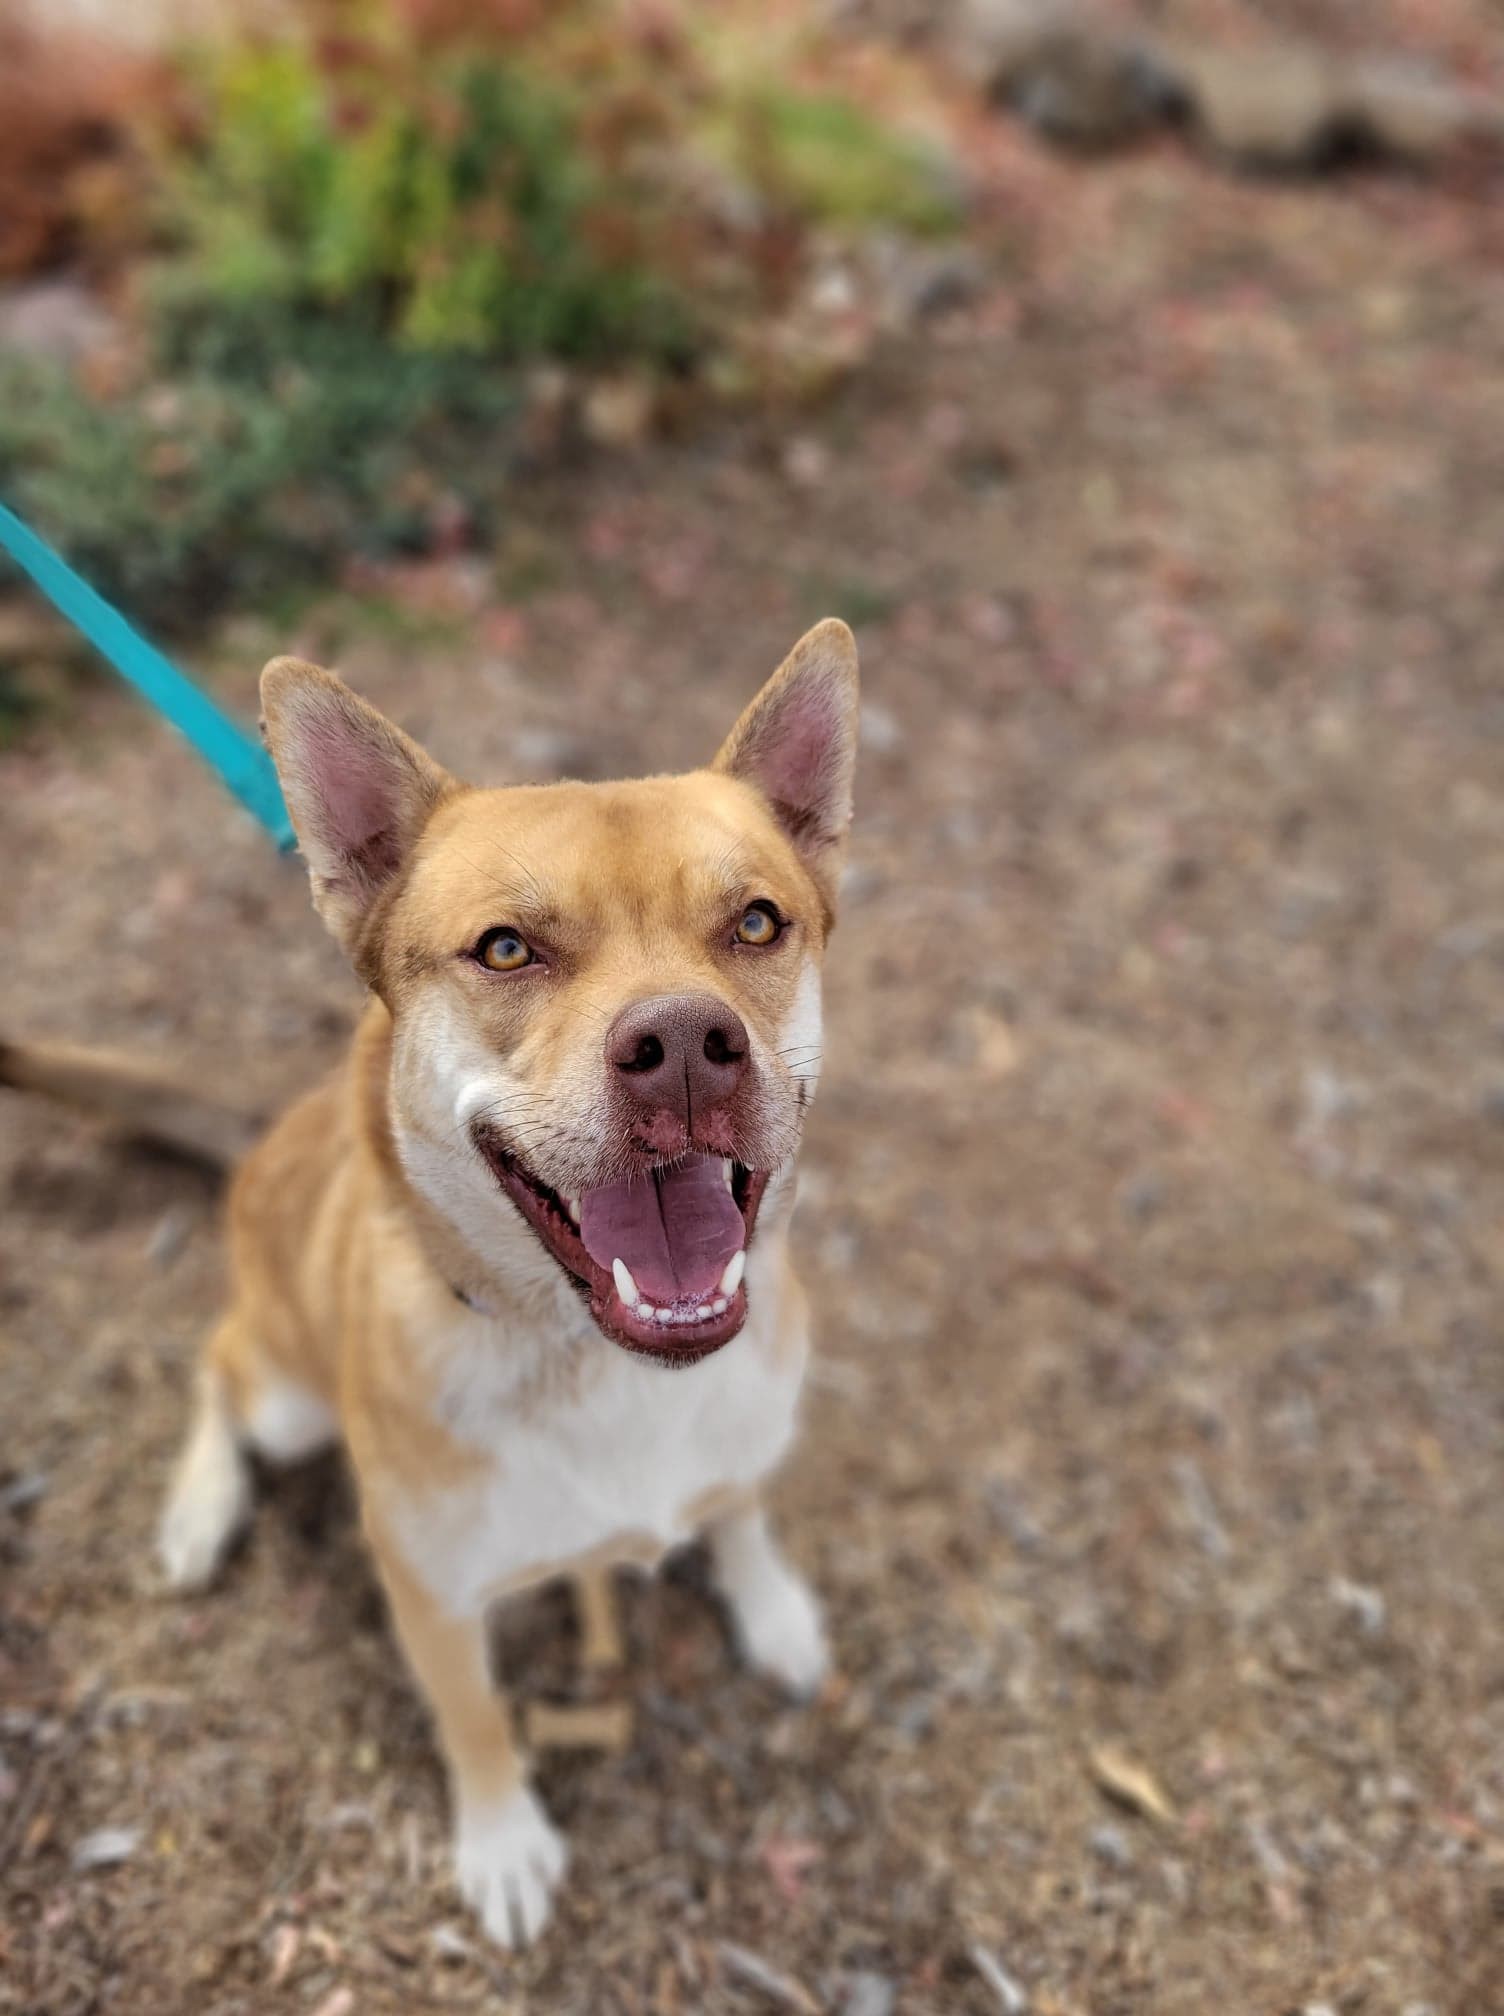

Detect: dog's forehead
[410, 770, 801, 931]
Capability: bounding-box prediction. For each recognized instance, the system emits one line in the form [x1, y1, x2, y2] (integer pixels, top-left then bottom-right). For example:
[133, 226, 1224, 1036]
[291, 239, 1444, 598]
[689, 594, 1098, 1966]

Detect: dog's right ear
[260, 658, 457, 959]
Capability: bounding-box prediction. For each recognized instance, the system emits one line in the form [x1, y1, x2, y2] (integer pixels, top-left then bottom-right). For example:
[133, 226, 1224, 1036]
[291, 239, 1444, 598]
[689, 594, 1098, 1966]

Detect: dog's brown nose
[608, 993, 749, 1128]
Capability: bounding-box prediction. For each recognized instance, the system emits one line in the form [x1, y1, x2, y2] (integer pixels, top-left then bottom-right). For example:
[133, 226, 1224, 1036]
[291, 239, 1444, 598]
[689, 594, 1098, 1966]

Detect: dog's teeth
[696, 1304, 712, 1320]
[720, 1159, 734, 1190]
[718, 1250, 745, 1297]
[711, 1296, 727, 1315]
[612, 1258, 640, 1308]
[567, 1197, 581, 1224]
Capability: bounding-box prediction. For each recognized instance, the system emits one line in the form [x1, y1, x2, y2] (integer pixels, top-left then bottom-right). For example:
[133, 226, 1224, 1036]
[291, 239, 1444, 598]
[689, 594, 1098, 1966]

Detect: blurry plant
[716, 84, 959, 237]
[0, 20, 158, 278]
[0, 0, 964, 632]
[152, 18, 695, 363]
[0, 322, 516, 624]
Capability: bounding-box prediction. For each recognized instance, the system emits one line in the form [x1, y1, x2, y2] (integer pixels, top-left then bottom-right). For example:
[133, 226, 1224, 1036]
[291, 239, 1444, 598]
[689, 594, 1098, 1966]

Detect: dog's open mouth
[475, 1132, 771, 1365]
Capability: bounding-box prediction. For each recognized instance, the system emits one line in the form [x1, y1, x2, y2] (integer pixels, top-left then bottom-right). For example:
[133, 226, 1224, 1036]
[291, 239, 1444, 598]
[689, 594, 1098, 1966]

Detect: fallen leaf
[1089, 1744, 1176, 1825]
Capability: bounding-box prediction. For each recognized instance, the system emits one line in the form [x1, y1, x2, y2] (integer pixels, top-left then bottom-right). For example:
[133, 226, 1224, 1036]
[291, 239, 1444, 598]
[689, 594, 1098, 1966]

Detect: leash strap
[0, 500, 295, 850]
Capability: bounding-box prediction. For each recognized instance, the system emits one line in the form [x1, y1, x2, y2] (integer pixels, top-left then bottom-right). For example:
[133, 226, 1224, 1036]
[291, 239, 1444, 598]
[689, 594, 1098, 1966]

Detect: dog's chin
[473, 1128, 773, 1367]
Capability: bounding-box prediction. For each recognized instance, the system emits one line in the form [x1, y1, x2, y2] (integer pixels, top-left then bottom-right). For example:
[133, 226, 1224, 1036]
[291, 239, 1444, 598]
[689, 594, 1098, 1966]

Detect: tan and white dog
[151, 619, 858, 1948]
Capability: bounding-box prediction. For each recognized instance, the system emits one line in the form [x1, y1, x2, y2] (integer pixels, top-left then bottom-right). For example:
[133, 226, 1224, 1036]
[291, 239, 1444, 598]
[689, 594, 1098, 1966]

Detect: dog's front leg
[707, 1502, 830, 1700]
[374, 1542, 567, 1949]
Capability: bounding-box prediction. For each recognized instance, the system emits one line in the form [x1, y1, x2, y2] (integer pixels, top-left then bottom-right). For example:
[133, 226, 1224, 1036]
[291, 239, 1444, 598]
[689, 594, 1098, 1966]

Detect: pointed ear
[713, 619, 860, 910]
[260, 657, 457, 960]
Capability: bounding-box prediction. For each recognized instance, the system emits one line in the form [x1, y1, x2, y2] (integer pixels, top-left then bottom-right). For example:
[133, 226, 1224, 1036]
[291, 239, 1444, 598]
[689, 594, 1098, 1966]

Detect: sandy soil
[4, 102, 1504, 2016]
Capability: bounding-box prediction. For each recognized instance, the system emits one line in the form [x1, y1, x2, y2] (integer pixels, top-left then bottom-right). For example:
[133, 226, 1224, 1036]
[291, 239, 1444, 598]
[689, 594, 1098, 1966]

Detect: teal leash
[0, 501, 295, 850]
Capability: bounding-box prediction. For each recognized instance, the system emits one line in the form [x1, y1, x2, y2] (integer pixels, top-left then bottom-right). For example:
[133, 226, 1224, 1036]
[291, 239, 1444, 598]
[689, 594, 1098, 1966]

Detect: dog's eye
[735, 902, 782, 947]
[475, 928, 534, 972]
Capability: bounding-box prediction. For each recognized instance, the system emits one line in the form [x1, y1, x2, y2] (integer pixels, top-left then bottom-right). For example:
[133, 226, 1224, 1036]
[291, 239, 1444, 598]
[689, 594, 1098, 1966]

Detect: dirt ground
[6, 86, 1504, 2016]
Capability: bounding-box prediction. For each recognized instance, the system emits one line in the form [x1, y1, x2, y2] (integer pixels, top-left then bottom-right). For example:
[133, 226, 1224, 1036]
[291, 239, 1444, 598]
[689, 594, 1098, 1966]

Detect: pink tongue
[579, 1155, 744, 1303]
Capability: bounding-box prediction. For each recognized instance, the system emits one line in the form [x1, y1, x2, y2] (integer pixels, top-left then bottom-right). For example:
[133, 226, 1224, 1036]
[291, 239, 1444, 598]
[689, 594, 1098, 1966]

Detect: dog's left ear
[713, 618, 860, 912]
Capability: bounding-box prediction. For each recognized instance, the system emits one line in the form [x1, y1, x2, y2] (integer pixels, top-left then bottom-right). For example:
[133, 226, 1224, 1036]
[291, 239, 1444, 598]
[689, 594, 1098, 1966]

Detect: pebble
[840, 1973, 896, 2016]
[72, 1825, 143, 1872]
[1090, 1824, 1133, 1869]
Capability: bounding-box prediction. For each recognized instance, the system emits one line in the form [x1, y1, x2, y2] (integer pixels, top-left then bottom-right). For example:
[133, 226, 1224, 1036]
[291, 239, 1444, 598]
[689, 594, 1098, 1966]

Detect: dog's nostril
[620, 1033, 665, 1074]
[703, 1026, 744, 1069]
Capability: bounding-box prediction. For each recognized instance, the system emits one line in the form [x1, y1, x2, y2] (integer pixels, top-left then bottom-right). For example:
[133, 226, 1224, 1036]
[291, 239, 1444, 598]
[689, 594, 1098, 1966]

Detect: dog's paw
[454, 1785, 568, 1950]
[157, 1433, 251, 1594]
[732, 1563, 830, 1700]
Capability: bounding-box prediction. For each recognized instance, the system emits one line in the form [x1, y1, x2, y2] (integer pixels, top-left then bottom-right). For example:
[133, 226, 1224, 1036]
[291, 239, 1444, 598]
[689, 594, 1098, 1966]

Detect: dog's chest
[392, 1316, 805, 1616]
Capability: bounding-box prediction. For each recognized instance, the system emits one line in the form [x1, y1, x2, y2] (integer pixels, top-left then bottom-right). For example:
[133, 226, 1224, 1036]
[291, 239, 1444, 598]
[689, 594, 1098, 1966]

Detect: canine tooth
[696, 1305, 712, 1320]
[567, 1197, 581, 1224]
[711, 1296, 727, 1315]
[718, 1250, 745, 1297]
[612, 1258, 640, 1308]
[721, 1159, 734, 1190]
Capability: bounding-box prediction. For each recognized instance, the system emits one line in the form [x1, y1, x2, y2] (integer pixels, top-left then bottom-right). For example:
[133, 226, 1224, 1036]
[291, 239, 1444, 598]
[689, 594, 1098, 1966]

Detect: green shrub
[0, 2, 963, 634]
[0, 317, 516, 624]
[155, 26, 694, 364]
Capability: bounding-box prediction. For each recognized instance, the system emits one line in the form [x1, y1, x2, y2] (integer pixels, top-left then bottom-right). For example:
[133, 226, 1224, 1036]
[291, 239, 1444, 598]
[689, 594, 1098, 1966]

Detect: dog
[142, 618, 859, 1948]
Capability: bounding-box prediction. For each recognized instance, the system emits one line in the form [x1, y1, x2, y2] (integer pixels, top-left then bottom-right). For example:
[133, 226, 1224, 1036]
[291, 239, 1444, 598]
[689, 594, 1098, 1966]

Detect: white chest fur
[387, 1253, 808, 1618]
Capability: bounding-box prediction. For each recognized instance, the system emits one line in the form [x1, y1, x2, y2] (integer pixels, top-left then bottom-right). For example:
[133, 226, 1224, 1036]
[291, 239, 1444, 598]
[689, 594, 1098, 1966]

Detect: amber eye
[475, 927, 534, 972]
[735, 902, 782, 947]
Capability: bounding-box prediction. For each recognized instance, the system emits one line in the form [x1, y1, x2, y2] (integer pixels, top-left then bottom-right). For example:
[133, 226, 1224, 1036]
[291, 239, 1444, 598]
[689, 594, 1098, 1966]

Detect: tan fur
[154, 621, 858, 1950]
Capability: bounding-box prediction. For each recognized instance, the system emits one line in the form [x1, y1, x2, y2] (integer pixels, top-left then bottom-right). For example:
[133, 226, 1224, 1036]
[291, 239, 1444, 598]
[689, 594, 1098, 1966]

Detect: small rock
[580, 374, 656, 450]
[948, 0, 1183, 149]
[431, 1924, 474, 1963]
[145, 1206, 192, 1269]
[1181, 45, 1340, 171]
[1344, 58, 1504, 164]
[72, 1825, 143, 1871]
[840, 1972, 896, 2016]
[1119, 1172, 1166, 1222]
[1330, 1576, 1385, 1635]
[0, 1472, 47, 1515]
[877, 243, 985, 324]
[1090, 1823, 1133, 1868]
[782, 437, 831, 490]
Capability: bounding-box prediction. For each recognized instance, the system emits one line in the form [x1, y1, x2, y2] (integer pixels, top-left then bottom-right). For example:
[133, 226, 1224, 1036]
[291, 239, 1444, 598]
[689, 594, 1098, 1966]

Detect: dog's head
[260, 621, 858, 1367]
